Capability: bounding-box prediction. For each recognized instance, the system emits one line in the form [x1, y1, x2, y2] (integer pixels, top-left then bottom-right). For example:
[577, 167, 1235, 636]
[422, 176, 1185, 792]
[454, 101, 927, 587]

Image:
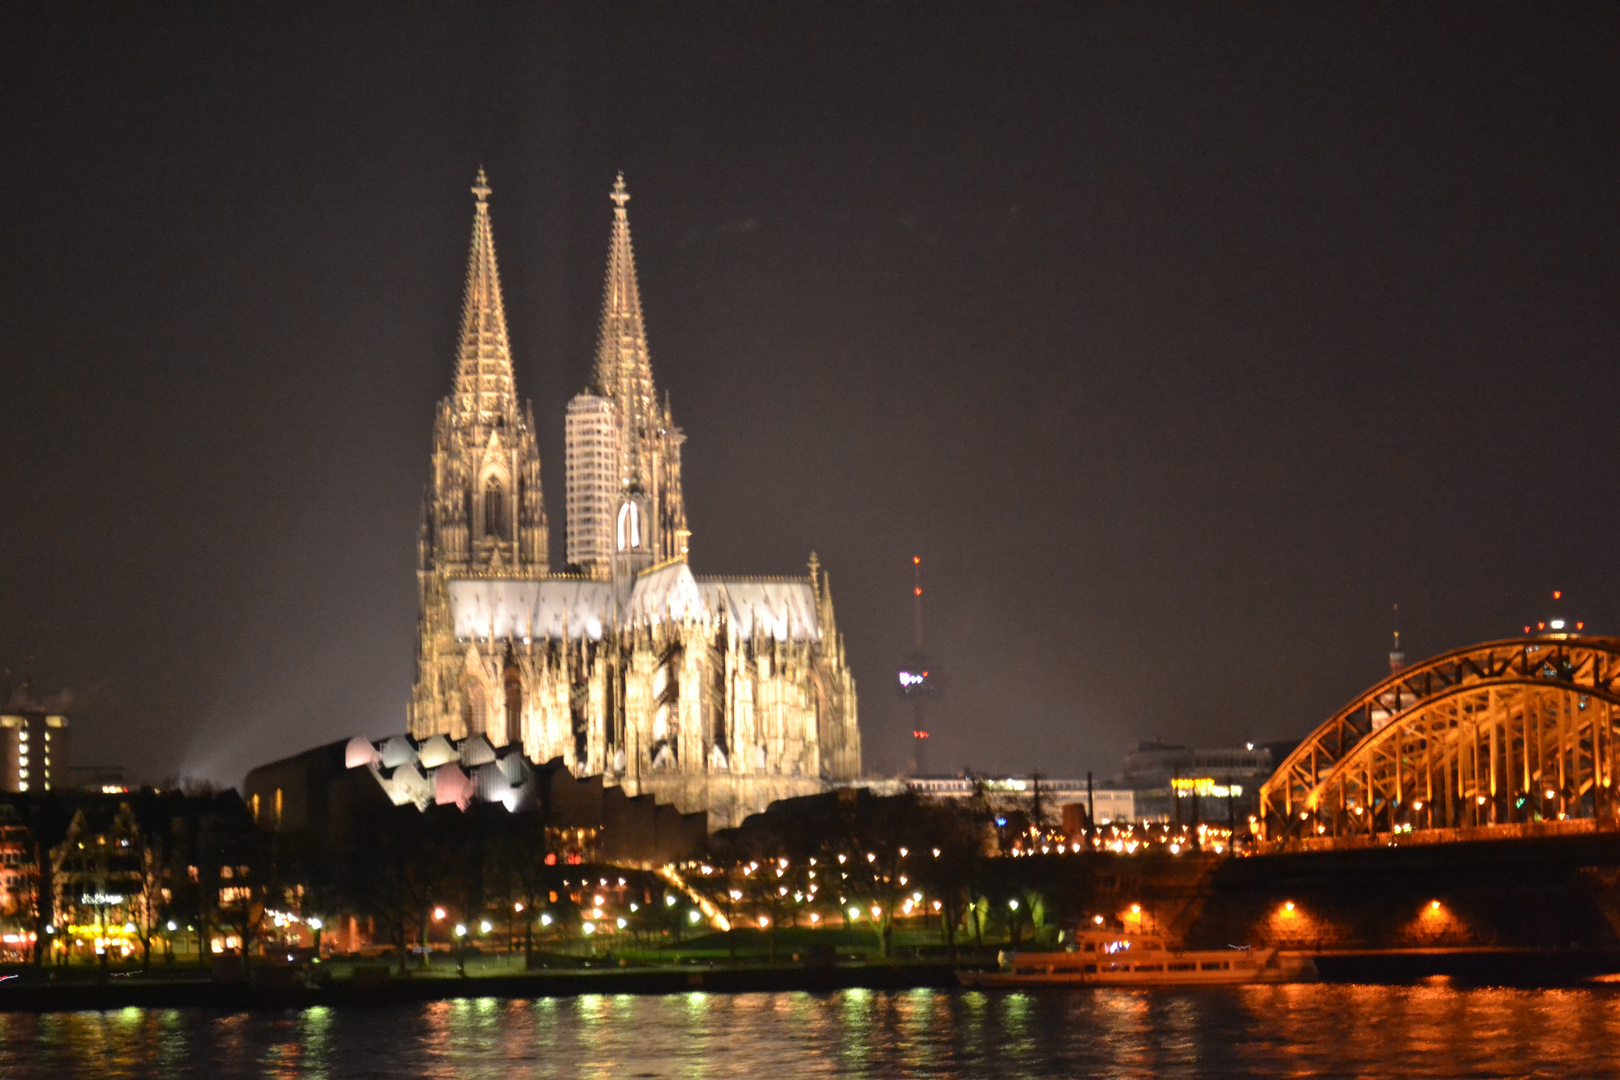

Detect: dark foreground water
[5, 984, 1620, 1078]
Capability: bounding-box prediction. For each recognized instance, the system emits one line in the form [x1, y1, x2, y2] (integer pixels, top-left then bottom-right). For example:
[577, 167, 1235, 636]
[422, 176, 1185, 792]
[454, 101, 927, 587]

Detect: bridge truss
[1258, 637, 1620, 852]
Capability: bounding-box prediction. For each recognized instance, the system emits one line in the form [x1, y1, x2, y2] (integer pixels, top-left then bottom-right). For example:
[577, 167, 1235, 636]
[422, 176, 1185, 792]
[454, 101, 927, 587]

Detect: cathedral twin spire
[589, 173, 688, 566]
[593, 172, 671, 504]
[443, 169, 688, 578]
[452, 169, 518, 429]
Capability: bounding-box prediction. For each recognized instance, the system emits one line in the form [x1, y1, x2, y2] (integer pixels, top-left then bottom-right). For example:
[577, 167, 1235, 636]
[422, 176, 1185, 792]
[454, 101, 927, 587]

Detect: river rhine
[5, 983, 1620, 1078]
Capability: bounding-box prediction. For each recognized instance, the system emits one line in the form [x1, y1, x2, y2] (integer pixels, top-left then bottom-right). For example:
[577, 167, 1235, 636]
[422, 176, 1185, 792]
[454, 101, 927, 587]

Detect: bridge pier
[1183, 834, 1620, 952]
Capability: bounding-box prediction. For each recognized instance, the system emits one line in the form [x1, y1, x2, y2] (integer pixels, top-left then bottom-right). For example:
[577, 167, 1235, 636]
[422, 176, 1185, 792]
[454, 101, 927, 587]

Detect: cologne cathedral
[409, 172, 861, 827]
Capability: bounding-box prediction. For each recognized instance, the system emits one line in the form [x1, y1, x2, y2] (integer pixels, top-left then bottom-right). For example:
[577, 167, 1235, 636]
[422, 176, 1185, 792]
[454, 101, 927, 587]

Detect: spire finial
[472, 168, 491, 204]
[611, 171, 630, 212]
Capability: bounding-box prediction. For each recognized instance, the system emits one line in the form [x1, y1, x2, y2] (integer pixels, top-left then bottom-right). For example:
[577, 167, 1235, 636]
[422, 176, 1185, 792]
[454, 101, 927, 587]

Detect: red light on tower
[1531, 591, 1583, 638]
[896, 556, 941, 777]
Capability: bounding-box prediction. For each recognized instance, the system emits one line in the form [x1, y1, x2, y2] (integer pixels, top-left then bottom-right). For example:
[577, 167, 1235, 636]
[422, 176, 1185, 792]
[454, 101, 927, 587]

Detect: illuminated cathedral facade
[409, 172, 860, 828]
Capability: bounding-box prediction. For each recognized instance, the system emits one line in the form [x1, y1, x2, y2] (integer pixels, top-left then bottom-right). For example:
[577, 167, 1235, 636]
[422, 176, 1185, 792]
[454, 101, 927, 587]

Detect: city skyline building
[409, 172, 860, 827]
[0, 694, 69, 795]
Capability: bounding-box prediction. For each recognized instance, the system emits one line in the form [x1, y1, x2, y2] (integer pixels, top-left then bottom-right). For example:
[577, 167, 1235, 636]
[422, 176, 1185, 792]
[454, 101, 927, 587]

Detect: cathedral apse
[409, 172, 861, 828]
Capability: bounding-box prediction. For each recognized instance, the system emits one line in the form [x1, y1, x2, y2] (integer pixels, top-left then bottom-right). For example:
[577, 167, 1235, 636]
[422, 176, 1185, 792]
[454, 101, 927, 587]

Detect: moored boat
[958, 930, 1316, 987]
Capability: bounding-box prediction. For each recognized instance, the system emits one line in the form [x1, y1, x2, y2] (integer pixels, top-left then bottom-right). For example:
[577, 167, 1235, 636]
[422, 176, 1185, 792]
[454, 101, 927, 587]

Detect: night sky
[3, 5, 1617, 788]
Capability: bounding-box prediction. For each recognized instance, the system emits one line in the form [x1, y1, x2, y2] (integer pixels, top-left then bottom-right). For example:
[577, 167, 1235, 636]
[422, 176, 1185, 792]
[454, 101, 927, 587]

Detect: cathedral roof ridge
[694, 574, 813, 584]
[452, 567, 551, 582]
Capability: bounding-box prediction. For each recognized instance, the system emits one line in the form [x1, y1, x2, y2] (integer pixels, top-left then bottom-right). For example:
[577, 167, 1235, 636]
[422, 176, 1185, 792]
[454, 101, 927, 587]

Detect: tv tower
[895, 556, 940, 776]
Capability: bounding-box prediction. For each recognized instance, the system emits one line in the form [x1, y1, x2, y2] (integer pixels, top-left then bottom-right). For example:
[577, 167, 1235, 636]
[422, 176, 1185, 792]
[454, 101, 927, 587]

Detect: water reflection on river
[4, 983, 1620, 1078]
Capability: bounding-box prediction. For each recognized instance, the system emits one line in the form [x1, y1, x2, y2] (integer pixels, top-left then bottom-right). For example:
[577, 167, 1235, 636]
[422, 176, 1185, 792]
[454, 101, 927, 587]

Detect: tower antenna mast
[913, 556, 924, 652]
[911, 556, 928, 775]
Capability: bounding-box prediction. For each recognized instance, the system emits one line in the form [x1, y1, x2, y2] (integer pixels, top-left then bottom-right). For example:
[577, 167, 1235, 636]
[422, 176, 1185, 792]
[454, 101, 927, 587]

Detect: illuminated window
[484, 480, 505, 540]
[616, 501, 642, 551]
[463, 681, 487, 736]
[505, 665, 523, 736]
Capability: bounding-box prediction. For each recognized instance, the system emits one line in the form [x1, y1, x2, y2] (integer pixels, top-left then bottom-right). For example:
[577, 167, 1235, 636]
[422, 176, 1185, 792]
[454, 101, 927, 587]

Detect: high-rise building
[0, 699, 69, 794]
[410, 172, 860, 827]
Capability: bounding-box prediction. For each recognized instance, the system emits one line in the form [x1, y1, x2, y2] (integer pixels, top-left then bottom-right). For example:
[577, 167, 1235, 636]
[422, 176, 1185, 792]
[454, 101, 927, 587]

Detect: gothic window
[463, 681, 487, 736]
[504, 664, 523, 738]
[484, 480, 505, 540]
[616, 501, 642, 551]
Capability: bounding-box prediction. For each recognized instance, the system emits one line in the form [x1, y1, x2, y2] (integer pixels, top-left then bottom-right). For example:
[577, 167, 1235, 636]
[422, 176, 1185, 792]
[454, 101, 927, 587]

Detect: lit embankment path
[657, 864, 731, 931]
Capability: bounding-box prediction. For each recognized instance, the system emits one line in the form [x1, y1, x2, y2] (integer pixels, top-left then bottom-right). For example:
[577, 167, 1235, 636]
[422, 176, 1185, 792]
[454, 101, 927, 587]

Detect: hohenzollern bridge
[1258, 634, 1620, 854]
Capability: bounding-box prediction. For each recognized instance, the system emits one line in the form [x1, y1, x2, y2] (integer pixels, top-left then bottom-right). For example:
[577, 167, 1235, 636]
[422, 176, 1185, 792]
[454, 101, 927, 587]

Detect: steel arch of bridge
[1258, 637, 1620, 852]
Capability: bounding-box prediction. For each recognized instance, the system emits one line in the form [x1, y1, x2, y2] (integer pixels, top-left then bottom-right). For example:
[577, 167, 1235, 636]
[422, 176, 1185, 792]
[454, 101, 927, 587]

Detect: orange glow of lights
[1524, 626, 1532, 634]
[1554, 591, 1563, 600]
[912, 730, 930, 739]
[913, 556, 920, 565]
[1283, 901, 1296, 913]
[1429, 900, 1442, 911]
[914, 587, 922, 596]
[1538, 622, 1546, 630]
[1579, 622, 1586, 631]
[433, 907, 447, 921]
